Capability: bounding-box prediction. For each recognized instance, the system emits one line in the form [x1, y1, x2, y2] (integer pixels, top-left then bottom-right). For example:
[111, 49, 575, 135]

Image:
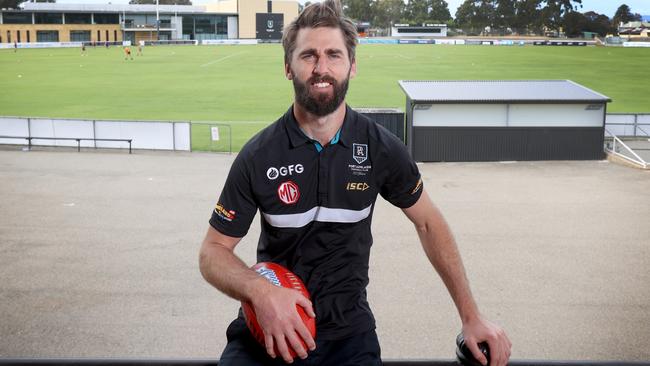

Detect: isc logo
[278, 181, 300, 205]
[346, 182, 369, 191]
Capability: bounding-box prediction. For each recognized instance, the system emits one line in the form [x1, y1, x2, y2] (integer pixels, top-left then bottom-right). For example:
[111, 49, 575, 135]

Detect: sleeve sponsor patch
[214, 203, 236, 222]
[411, 178, 423, 195]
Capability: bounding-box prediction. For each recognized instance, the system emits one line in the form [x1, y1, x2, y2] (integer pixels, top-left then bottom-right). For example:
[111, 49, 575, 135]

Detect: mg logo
[267, 20, 274, 29]
[277, 181, 300, 205]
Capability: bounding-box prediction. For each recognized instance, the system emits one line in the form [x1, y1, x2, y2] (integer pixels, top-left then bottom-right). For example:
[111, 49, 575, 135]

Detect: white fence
[0, 117, 190, 151]
[605, 113, 650, 137]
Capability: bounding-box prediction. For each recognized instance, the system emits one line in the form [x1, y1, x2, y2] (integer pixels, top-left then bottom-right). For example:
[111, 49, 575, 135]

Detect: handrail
[0, 136, 132, 154]
[603, 129, 648, 169]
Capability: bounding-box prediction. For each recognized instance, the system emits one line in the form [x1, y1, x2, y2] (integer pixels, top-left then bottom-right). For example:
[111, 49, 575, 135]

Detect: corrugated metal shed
[401, 80, 611, 162]
[398, 80, 611, 104]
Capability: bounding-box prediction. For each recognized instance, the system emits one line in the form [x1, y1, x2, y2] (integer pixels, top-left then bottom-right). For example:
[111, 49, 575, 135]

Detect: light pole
[156, 0, 160, 41]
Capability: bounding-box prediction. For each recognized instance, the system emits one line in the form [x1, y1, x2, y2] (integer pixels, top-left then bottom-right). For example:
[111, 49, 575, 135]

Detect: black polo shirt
[210, 105, 423, 340]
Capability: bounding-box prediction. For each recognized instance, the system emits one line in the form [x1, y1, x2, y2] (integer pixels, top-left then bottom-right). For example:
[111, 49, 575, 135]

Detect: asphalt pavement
[0, 148, 648, 362]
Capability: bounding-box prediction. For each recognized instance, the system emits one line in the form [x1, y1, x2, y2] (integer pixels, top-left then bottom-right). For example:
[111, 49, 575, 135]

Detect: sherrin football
[241, 262, 316, 358]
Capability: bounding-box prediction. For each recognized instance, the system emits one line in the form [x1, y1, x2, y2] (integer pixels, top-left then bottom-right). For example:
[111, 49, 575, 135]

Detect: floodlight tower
[156, 0, 160, 41]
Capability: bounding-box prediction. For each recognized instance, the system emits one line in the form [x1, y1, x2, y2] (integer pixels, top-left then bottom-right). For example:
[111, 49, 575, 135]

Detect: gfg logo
[266, 164, 304, 180]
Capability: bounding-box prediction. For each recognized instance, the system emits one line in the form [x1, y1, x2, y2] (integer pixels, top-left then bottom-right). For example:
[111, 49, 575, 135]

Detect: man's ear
[285, 63, 292, 80]
[349, 58, 357, 79]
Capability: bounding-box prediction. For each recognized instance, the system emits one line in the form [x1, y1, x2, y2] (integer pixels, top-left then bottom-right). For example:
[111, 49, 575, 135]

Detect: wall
[237, 0, 267, 39]
[0, 117, 190, 151]
[0, 24, 122, 43]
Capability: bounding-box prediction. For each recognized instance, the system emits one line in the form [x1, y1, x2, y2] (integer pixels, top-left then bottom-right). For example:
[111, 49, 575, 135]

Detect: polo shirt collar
[284, 104, 353, 149]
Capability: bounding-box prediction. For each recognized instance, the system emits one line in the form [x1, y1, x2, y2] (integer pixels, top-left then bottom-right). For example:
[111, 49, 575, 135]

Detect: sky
[54, 0, 650, 18]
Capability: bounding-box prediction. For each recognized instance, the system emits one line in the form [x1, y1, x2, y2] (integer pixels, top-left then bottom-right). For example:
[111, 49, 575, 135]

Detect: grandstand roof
[20, 2, 209, 14]
[398, 80, 611, 104]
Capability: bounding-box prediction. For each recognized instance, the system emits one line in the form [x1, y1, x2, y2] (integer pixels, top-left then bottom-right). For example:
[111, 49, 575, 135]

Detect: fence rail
[604, 113, 650, 137]
[0, 136, 133, 154]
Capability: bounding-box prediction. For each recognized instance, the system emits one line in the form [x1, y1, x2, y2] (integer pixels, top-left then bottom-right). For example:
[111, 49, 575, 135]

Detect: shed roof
[398, 80, 611, 104]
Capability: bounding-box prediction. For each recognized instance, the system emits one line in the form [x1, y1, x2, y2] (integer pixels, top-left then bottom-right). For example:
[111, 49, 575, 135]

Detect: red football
[241, 262, 316, 358]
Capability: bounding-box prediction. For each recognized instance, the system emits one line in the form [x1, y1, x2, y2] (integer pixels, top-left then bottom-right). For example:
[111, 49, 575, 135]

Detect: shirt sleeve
[209, 152, 258, 238]
[379, 133, 423, 209]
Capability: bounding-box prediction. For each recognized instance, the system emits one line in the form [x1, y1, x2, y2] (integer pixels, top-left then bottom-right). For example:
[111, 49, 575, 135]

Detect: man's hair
[282, 0, 358, 66]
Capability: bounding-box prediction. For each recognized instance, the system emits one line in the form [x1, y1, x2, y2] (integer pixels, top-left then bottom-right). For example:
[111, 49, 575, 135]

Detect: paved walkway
[0, 149, 649, 361]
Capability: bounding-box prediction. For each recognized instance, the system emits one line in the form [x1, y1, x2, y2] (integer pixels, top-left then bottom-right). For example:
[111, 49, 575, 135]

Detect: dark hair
[282, 0, 357, 65]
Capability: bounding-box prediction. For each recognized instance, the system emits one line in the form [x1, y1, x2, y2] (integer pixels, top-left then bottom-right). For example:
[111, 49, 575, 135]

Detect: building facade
[0, 0, 298, 45]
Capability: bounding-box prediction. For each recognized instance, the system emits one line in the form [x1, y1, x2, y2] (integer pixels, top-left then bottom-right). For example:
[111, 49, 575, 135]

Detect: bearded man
[199, 1, 512, 365]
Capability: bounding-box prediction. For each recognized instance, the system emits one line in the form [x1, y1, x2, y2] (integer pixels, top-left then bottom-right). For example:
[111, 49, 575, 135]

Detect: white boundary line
[200, 52, 246, 67]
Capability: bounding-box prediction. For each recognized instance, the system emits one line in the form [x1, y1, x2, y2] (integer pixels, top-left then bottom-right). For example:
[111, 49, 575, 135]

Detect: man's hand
[251, 280, 317, 364]
[461, 317, 511, 366]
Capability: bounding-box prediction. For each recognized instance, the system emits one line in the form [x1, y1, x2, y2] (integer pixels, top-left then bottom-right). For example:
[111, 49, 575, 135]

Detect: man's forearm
[415, 207, 480, 323]
[199, 241, 268, 302]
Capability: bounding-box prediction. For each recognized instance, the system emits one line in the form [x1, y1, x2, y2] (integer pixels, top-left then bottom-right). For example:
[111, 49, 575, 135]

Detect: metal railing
[603, 129, 649, 169]
[0, 136, 133, 154]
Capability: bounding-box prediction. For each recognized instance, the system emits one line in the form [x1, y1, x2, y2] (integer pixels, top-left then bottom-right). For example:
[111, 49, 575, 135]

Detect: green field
[1, 44, 648, 151]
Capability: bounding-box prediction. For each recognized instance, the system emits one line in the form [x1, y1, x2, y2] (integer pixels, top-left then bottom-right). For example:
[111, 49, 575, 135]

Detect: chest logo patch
[277, 181, 300, 205]
[353, 143, 368, 164]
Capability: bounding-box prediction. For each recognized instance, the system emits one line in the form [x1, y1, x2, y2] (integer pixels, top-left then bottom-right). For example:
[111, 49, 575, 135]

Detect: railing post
[77, 139, 81, 152]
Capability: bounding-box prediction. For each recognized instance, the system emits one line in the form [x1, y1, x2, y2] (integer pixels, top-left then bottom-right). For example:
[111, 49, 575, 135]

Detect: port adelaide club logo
[277, 181, 300, 205]
[353, 143, 368, 164]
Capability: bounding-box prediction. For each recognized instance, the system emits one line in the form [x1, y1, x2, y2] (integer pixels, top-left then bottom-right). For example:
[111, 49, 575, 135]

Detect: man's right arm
[198, 226, 316, 363]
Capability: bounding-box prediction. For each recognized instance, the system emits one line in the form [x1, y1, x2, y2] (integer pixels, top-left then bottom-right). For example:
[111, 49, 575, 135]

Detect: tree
[0, 0, 21, 7]
[373, 0, 405, 28]
[514, 0, 542, 34]
[129, 0, 192, 5]
[341, 0, 375, 22]
[454, 0, 494, 34]
[0, 0, 54, 8]
[612, 4, 642, 26]
[404, 0, 451, 25]
[430, 0, 452, 23]
[540, 0, 582, 30]
[562, 10, 586, 37]
[494, 0, 516, 32]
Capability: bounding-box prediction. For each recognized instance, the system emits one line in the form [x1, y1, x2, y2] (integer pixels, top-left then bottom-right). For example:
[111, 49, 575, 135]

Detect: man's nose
[313, 56, 329, 73]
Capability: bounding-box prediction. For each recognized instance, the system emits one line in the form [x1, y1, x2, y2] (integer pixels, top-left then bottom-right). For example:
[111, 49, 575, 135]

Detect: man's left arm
[402, 189, 512, 366]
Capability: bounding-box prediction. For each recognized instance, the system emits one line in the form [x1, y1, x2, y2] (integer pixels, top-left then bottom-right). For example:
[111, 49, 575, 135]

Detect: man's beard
[291, 70, 350, 117]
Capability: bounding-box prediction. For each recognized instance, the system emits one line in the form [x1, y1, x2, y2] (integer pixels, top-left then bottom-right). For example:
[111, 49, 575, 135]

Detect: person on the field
[199, 1, 512, 365]
[137, 43, 143, 56]
[124, 46, 133, 60]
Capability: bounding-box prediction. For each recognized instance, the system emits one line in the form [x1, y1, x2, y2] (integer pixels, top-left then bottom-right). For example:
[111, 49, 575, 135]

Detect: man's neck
[293, 102, 347, 146]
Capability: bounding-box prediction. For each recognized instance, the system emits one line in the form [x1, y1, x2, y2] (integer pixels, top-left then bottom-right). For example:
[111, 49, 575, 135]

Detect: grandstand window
[97, 30, 101, 41]
[70, 30, 91, 42]
[17, 30, 21, 43]
[182, 16, 194, 39]
[114, 30, 117, 41]
[106, 30, 109, 41]
[27, 30, 30, 42]
[65, 13, 92, 24]
[6, 31, 10, 43]
[36, 30, 59, 42]
[35, 12, 63, 24]
[3, 12, 33, 24]
[94, 13, 119, 24]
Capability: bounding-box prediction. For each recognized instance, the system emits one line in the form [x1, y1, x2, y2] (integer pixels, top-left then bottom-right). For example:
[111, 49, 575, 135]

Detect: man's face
[286, 27, 357, 117]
